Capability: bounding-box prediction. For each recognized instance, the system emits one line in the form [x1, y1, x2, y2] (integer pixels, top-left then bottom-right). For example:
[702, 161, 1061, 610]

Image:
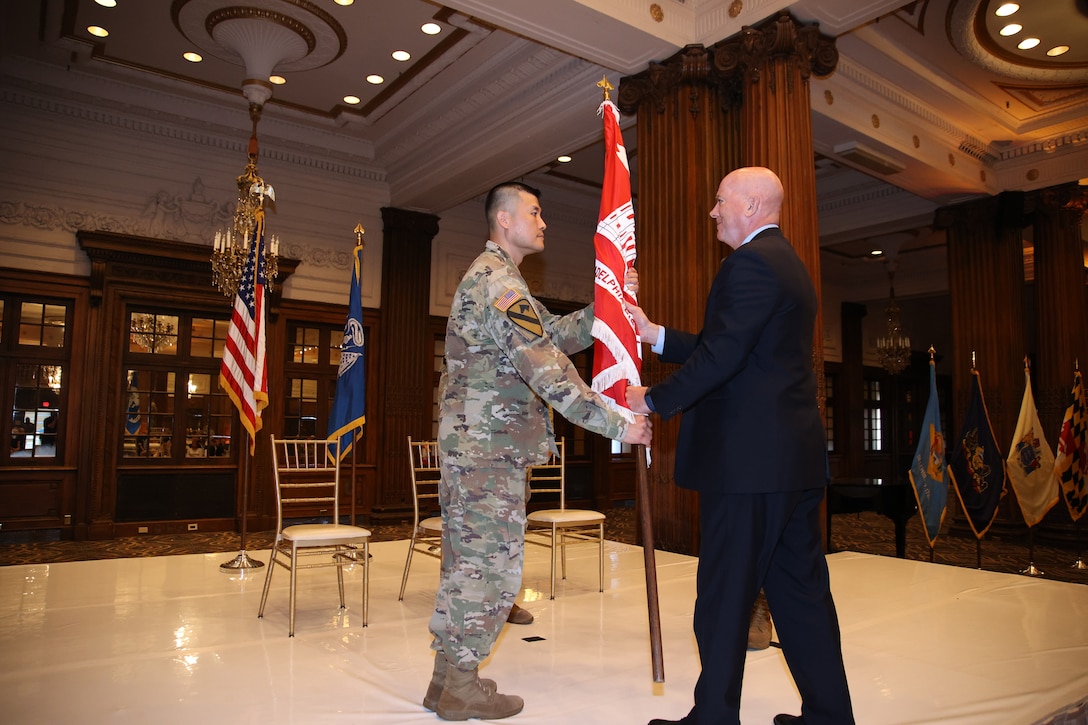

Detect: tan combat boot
[423, 654, 496, 712]
[747, 589, 772, 650]
[435, 661, 524, 721]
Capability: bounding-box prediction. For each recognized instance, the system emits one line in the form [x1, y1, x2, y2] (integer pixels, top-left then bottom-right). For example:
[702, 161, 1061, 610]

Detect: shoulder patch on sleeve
[497, 293, 543, 340]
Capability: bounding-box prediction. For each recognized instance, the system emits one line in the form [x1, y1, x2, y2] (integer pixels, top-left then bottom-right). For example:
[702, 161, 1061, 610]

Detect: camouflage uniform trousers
[429, 464, 528, 668]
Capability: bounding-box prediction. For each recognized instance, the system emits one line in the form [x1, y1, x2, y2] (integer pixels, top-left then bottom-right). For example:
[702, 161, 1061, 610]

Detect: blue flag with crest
[949, 369, 1008, 538]
[328, 244, 367, 460]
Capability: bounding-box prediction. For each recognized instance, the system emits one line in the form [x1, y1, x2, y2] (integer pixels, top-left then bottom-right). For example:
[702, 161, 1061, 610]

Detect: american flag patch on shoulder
[494, 288, 522, 311]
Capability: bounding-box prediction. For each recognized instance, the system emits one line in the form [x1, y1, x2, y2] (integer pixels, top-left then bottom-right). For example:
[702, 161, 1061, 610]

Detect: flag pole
[591, 75, 660, 680]
[349, 224, 365, 529]
[221, 434, 264, 570]
[636, 444, 665, 682]
[1020, 525, 1043, 576]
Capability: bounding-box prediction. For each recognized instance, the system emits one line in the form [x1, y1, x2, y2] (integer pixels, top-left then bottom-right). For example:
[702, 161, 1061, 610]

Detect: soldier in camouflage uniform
[425, 181, 652, 721]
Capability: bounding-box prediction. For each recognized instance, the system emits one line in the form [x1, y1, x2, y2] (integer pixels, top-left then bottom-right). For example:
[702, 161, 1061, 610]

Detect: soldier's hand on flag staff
[622, 412, 653, 445]
[626, 386, 652, 416]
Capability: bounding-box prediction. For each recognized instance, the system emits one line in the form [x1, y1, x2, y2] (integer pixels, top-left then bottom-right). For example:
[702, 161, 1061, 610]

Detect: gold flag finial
[353, 223, 365, 248]
[597, 75, 614, 102]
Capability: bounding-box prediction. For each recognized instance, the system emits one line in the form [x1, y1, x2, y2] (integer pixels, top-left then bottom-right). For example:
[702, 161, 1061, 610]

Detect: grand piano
[825, 478, 918, 558]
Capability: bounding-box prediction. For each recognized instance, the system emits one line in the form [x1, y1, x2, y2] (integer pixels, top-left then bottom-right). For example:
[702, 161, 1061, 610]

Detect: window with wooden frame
[2, 297, 70, 463]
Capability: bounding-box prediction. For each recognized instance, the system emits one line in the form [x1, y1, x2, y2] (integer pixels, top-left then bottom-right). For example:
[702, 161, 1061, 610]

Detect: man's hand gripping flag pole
[590, 76, 663, 683]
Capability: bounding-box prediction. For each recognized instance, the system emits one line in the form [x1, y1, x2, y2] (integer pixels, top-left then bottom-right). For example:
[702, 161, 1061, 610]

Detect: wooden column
[935, 193, 1030, 527]
[1031, 185, 1088, 442]
[937, 193, 1029, 439]
[375, 207, 439, 514]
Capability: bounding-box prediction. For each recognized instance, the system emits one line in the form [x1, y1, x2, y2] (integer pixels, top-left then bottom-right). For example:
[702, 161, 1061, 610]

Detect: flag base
[1018, 562, 1044, 577]
[219, 550, 265, 571]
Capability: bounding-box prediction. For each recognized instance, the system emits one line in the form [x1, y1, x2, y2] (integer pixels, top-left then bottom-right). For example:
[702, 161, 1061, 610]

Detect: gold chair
[258, 437, 371, 636]
[525, 439, 606, 599]
[398, 437, 444, 600]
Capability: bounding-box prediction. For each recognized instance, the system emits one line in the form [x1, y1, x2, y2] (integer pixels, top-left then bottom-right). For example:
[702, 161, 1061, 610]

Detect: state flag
[909, 355, 948, 547]
[1006, 365, 1057, 527]
[1053, 370, 1087, 522]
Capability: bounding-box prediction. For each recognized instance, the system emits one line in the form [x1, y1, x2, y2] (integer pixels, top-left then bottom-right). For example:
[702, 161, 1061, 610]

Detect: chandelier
[876, 266, 911, 375]
[130, 313, 176, 353]
[210, 102, 280, 297]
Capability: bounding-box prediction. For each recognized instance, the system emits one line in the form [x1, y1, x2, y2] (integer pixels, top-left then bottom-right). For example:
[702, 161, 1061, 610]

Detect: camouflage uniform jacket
[438, 241, 630, 469]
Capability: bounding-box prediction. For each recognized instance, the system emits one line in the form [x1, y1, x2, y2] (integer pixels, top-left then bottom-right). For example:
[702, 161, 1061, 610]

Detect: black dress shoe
[773, 715, 803, 725]
[647, 718, 692, 725]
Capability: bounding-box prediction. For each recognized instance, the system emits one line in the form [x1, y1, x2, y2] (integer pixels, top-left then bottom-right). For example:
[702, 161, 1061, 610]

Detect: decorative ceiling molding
[996, 83, 1088, 113]
[833, 56, 991, 157]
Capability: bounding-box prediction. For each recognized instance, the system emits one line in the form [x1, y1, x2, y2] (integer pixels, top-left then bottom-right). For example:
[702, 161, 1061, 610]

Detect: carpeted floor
[2, 507, 1086, 585]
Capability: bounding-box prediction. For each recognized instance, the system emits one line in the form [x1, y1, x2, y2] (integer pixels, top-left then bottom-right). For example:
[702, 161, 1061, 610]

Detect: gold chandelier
[876, 266, 911, 375]
[210, 103, 280, 297]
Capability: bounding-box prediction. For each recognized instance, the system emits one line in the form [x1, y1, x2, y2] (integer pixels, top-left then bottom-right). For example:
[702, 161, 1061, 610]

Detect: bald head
[710, 167, 784, 249]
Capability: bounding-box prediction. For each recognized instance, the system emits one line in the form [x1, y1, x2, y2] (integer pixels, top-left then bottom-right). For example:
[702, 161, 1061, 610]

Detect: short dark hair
[484, 181, 542, 224]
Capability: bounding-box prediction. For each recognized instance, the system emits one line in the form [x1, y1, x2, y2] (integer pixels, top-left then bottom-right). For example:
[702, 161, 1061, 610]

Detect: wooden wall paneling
[374, 208, 439, 517]
[76, 231, 299, 539]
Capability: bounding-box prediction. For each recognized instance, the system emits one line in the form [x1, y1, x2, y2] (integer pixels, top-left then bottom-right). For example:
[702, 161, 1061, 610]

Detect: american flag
[590, 96, 641, 414]
[219, 214, 269, 454]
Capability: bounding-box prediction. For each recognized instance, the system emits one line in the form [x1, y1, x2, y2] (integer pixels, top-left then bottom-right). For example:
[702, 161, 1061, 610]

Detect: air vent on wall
[833, 141, 905, 175]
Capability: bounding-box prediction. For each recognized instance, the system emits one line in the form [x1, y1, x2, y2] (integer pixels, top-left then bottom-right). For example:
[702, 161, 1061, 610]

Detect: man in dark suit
[627, 167, 854, 725]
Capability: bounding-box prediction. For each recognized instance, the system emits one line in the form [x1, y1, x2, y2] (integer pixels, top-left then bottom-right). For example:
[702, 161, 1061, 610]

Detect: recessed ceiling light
[392, 50, 411, 62]
[87, 26, 108, 38]
[334, 0, 354, 6]
[343, 95, 361, 105]
[999, 23, 1021, 36]
[1047, 45, 1070, 57]
[557, 155, 572, 163]
[1017, 37, 1040, 50]
[183, 52, 202, 63]
[366, 74, 384, 85]
[995, 3, 1019, 17]
[421, 23, 441, 35]
[870, 250, 884, 257]
[269, 75, 286, 85]
[95, 0, 117, 7]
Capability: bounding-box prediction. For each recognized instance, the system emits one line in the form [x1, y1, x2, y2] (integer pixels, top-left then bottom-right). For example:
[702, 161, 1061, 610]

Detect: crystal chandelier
[876, 266, 911, 375]
[130, 313, 175, 353]
[210, 103, 279, 297]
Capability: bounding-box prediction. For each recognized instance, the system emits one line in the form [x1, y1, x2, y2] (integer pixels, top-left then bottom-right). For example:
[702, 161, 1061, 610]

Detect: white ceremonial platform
[1, 537, 1086, 724]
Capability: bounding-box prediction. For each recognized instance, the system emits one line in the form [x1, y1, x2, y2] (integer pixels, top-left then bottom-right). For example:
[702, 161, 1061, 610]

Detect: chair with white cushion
[258, 436, 371, 636]
[525, 439, 606, 599]
[398, 437, 444, 600]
